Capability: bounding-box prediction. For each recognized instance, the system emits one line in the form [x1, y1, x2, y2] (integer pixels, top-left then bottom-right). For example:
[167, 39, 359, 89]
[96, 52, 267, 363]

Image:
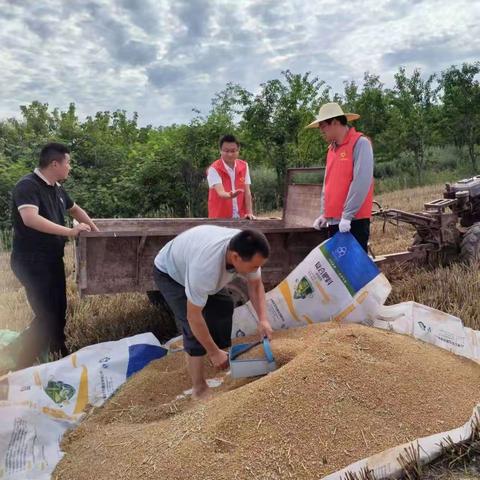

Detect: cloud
[119, 0, 162, 35]
[79, 3, 158, 66]
[24, 16, 55, 40]
[0, 0, 479, 126]
[147, 65, 186, 89]
[380, 0, 424, 20]
[115, 40, 158, 65]
[382, 36, 478, 70]
[173, 0, 212, 40]
[248, 1, 283, 25]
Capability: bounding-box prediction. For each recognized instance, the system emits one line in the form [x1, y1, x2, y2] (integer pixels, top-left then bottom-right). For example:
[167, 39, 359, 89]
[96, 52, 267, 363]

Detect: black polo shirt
[11, 171, 74, 259]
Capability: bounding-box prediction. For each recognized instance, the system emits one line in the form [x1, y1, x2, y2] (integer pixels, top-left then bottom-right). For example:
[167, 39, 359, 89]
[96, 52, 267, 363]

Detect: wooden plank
[373, 250, 426, 265]
[80, 229, 327, 295]
[89, 218, 284, 231]
[283, 184, 323, 227]
[283, 167, 324, 228]
[78, 166, 331, 296]
[78, 224, 317, 237]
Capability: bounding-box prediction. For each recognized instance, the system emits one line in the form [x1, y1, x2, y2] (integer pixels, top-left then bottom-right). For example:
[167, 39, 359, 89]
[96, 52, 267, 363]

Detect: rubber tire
[225, 277, 250, 308]
[460, 222, 480, 264]
[146, 290, 180, 337]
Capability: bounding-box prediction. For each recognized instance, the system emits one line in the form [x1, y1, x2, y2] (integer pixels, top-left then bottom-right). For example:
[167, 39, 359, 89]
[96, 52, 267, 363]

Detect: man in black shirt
[6, 143, 98, 370]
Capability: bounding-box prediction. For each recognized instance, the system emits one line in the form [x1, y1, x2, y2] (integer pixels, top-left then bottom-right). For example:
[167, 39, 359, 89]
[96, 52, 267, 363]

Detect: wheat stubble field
[1, 183, 479, 479]
[3, 183, 478, 344]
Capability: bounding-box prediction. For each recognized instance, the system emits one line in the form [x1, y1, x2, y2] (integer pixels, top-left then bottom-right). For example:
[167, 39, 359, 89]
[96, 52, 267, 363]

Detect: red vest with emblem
[323, 127, 374, 219]
[207, 159, 248, 218]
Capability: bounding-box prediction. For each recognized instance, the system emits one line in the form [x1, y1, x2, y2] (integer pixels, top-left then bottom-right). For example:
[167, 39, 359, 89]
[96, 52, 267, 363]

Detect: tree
[242, 70, 327, 195]
[439, 62, 480, 172]
[384, 67, 439, 181]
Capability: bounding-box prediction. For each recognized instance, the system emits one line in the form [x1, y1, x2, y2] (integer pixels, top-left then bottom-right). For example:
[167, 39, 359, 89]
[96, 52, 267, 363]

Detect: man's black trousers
[10, 252, 68, 369]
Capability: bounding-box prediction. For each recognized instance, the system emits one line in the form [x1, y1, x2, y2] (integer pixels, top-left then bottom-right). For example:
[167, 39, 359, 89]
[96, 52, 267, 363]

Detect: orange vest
[207, 159, 248, 219]
[324, 127, 374, 220]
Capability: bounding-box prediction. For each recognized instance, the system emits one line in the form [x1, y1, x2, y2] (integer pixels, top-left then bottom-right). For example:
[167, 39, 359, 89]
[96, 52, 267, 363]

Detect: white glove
[339, 218, 351, 233]
[312, 215, 327, 230]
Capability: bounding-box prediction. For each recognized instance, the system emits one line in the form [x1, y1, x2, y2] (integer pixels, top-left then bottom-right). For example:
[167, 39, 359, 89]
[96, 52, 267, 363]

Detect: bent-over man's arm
[247, 277, 272, 339]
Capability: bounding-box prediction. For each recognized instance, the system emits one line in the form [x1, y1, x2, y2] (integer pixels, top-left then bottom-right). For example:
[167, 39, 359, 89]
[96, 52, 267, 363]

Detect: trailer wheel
[146, 290, 180, 337]
[225, 278, 250, 308]
[460, 222, 480, 264]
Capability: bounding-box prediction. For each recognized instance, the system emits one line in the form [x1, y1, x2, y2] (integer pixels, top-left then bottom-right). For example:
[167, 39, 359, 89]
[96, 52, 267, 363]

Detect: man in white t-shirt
[153, 225, 272, 400]
[207, 134, 255, 219]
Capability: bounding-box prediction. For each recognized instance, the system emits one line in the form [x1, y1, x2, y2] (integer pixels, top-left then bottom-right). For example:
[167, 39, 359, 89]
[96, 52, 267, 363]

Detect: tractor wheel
[460, 222, 480, 264]
[225, 278, 250, 308]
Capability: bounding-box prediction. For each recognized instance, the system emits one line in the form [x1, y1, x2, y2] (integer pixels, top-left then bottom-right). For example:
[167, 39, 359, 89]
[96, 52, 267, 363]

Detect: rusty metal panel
[75, 236, 87, 292]
[80, 234, 174, 295]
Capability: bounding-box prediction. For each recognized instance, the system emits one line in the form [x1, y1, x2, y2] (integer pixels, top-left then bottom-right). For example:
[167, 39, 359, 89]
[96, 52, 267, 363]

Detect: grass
[0, 228, 12, 252]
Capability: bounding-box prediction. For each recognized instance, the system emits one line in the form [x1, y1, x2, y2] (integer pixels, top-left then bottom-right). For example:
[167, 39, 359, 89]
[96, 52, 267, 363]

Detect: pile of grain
[54, 323, 480, 480]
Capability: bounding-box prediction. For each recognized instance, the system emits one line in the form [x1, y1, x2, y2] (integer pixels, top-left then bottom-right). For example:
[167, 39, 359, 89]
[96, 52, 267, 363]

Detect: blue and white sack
[232, 232, 391, 337]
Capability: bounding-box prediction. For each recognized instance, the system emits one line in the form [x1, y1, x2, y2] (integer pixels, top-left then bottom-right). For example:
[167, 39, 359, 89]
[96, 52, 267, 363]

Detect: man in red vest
[207, 134, 255, 219]
[306, 102, 374, 251]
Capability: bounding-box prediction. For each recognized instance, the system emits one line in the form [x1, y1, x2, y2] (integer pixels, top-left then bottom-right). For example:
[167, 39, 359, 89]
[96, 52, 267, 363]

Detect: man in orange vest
[306, 102, 374, 251]
[207, 134, 255, 219]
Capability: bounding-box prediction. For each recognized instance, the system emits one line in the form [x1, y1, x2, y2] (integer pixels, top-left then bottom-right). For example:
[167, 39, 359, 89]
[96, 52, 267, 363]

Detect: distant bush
[250, 166, 280, 213]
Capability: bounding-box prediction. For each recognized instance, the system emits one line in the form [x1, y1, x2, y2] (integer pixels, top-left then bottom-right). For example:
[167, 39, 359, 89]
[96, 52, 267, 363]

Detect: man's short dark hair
[39, 143, 70, 168]
[220, 134, 239, 149]
[229, 229, 270, 261]
[325, 115, 348, 126]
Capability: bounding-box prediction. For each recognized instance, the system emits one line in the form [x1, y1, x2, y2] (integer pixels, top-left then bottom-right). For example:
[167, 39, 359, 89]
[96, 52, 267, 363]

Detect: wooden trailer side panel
[76, 228, 327, 296]
[75, 167, 327, 296]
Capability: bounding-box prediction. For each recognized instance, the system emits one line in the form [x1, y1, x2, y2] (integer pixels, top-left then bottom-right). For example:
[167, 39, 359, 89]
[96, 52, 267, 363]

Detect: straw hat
[305, 102, 360, 129]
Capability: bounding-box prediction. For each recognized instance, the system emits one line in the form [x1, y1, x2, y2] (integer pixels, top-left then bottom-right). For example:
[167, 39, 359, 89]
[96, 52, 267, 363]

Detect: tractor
[373, 175, 480, 265]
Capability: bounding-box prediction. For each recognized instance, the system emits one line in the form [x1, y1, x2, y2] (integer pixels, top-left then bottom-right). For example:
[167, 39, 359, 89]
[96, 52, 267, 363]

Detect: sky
[0, 0, 479, 127]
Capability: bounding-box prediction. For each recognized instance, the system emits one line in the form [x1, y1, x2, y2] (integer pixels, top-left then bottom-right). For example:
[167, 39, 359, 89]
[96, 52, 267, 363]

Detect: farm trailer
[75, 167, 328, 304]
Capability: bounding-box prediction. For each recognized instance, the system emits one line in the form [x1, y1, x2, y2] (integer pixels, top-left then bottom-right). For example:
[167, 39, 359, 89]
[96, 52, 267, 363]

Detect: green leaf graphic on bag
[293, 277, 313, 299]
[44, 380, 76, 405]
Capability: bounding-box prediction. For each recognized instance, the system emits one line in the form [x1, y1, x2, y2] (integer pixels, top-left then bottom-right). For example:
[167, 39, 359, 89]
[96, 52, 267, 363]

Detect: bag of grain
[233, 232, 391, 337]
[0, 333, 167, 479]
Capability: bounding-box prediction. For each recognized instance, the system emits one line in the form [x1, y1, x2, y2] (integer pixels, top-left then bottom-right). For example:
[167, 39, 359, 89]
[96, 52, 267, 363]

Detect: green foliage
[0, 153, 30, 228]
[438, 62, 480, 172]
[250, 166, 280, 213]
[241, 70, 327, 199]
[1, 63, 480, 225]
[379, 68, 439, 181]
